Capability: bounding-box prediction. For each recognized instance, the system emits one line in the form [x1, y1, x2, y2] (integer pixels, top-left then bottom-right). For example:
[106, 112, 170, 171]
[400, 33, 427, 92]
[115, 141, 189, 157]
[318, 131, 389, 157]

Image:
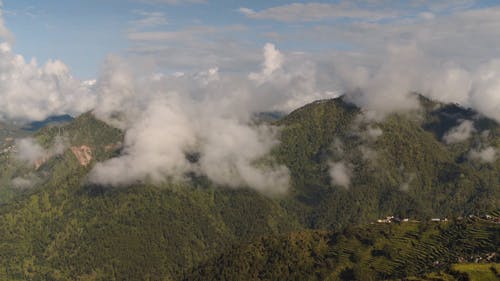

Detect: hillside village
[375, 214, 500, 224]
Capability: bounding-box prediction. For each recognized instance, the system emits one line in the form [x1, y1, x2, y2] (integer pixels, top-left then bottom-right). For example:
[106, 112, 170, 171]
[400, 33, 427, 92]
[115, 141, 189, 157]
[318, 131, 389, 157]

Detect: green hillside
[0, 113, 301, 280]
[185, 218, 500, 281]
[275, 97, 499, 229]
[0, 96, 497, 280]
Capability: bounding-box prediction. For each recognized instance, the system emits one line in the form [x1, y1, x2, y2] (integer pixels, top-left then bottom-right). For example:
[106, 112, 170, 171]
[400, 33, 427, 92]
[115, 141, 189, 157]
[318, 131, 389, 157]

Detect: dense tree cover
[0, 96, 496, 280]
[185, 218, 500, 281]
[0, 113, 301, 280]
[275, 97, 499, 229]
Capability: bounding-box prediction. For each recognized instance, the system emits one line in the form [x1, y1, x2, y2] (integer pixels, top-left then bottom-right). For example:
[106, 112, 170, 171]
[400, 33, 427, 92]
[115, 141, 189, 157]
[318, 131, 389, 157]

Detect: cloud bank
[87, 48, 301, 194]
[0, 2, 499, 194]
[0, 8, 95, 122]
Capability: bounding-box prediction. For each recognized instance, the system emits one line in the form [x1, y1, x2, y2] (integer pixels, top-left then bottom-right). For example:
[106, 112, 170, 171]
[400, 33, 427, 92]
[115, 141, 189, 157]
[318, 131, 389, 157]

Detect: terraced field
[185, 218, 500, 281]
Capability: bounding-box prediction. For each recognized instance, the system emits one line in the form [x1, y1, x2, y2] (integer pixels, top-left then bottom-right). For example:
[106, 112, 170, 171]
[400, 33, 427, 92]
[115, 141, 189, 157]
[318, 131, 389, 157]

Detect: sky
[3, 0, 500, 192]
[3, 0, 499, 79]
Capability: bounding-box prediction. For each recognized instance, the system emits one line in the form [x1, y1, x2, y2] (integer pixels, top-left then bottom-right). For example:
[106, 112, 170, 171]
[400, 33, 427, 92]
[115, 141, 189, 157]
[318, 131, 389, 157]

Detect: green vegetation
[0, 97, 496, 280]
[275, 97, 499, 229]
[185, 219, 499, 281]
[452, 263, 500, 281]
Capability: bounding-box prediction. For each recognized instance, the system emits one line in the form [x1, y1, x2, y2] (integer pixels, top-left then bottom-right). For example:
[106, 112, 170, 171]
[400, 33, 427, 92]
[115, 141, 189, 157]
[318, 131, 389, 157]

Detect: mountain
[275, 96, 499, 229]
[0, 96, 497, 280]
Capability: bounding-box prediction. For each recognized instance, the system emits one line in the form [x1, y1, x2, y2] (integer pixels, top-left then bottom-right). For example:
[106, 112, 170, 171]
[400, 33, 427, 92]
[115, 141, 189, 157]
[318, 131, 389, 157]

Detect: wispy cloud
[239, 1, 478, 23]
[135, 0, 207, 5]
[239, 2, 399, 22]
[130, 11, 168, 29]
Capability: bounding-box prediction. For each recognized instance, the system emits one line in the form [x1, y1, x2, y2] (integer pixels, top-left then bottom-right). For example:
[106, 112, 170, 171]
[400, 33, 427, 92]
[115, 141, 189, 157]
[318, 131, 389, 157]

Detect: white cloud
[240, 1, 478, 23]
[443, 120, 475, 144]
[15, 136, 68, 167]
[469, 60, 500, 122]
[329, 161, 351, 189]
[366, 126, 383, 140]
[88, 50, 294, 194]
[131, 11, 168, 29]
[0, 8, 95, 122]
[341, 44, 423, 119]
[239, 2, 398, 22]
[249, 43, 283, 83]
[15, 138, 45, 165]
[12, 174, 40, 189]
[468, 147, 498, 163]
[89, 96, 196, 185]
[135, 0, 207, 5]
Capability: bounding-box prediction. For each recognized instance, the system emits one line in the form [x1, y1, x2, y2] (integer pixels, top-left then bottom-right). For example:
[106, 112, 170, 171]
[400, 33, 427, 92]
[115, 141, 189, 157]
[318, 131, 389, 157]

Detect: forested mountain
[0, 96, 497, 280]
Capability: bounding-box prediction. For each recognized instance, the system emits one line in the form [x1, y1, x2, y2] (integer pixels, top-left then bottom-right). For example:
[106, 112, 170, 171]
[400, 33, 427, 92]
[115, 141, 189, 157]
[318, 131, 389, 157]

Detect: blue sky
[0, 0, 500, 129]
[3, 0, 500, 79]
[3, 0, 288, 78]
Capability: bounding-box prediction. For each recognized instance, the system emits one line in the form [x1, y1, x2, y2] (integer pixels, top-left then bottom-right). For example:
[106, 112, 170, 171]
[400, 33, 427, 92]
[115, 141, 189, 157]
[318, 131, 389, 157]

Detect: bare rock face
[71, 145, 93, 166]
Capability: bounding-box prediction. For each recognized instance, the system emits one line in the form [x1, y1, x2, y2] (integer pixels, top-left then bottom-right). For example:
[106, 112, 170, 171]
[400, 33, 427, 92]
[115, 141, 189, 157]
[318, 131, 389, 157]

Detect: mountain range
[0, 95, 497, 280]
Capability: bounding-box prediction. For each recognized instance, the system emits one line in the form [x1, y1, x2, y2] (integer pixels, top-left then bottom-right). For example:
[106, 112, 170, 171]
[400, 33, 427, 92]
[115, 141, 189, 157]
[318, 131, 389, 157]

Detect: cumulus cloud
[329, 161, 351, 189]
[0, 6, 95, 122]
[88, 48, 295, 194]
[341, 44, 424, 119]
[1, 0, 499, 196]
[89, 96, 197, 185]
[0, 49, 96, 121]
[123, 2, 500, 124]
[249, 43, 283, 83]
[89, 97, 290, 194]
[468, 147, 498, 163]
[469, 60, 500, 122]
[443, 120, 475, 144]
[330, 41, 500, 123]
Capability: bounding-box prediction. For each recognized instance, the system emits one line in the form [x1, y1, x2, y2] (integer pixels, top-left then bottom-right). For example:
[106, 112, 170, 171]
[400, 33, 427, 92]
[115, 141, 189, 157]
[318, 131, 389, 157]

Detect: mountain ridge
[0, 95, 497, 280]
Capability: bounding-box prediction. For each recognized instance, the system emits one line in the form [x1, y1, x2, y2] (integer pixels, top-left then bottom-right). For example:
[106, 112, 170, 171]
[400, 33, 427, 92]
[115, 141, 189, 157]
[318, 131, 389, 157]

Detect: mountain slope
[275, 97, 499, 229]
[0, 96, 497, 280]
[185, 217, 500, 281]
[0, 113, 301, 280]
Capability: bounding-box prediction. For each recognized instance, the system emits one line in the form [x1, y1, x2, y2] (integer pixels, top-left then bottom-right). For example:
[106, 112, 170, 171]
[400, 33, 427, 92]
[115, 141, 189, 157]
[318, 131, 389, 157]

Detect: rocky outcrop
[71, 145, 93, 166]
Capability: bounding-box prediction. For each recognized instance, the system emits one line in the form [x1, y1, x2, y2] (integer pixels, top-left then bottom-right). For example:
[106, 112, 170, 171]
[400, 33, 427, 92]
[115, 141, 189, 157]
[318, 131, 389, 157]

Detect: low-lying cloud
[468, 147, 498, 163]
[15, 136, 68, 168]
[329, 161, 351, 189]
[15, 138, 45, 165]
[443, 120, 476, 144]
[336, 43, 500, 122]
[87, 47, 302, 194]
